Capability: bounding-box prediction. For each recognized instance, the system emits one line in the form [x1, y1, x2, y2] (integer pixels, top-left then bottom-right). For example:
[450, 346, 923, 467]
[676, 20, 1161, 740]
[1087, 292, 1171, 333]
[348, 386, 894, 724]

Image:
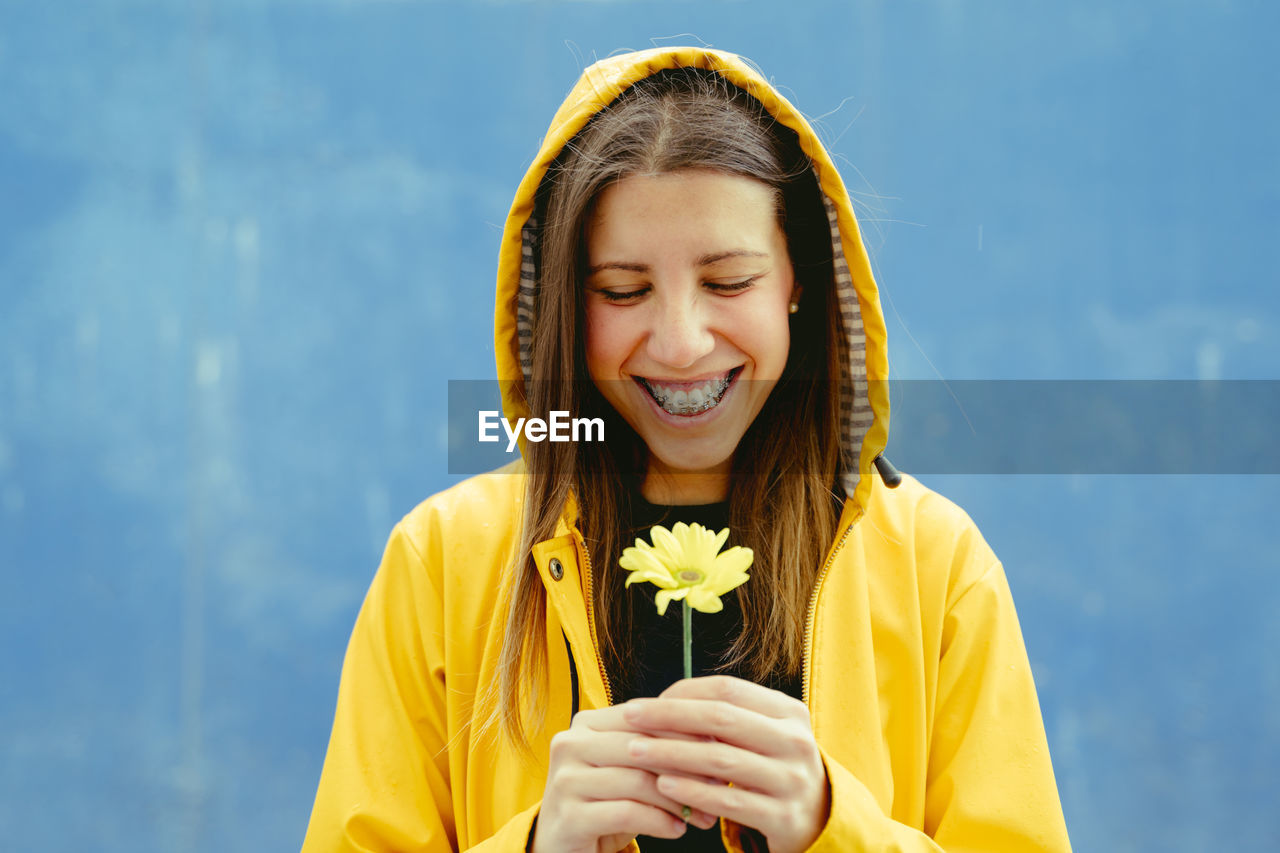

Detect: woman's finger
[565, 762, 718, 825]
[658, 675, 805, 720]
[627, 733, 795, 797]
[556, 721, 708, 770]
[574, 798, 690, 842]
[623, 696, 809, 758]
[574, 700, 729, 740]
[613, 679, 831, 852]
[653, 772, 788, 834]
[548, 724, 719, 823]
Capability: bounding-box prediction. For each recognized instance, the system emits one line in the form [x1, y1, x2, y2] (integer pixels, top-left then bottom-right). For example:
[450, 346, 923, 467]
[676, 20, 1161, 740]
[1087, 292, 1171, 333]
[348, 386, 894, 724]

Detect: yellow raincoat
[303, 47, 1072, 852]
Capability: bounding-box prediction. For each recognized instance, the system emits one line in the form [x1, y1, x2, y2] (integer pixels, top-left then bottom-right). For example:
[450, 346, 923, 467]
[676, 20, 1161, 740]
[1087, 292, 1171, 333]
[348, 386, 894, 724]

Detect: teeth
[640, 371, 734, 416]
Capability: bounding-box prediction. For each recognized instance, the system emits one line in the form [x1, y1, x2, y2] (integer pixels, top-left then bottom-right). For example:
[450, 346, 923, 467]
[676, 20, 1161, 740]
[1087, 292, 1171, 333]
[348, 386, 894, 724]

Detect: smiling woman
[303, 48, 1072, 853]
[584, 169, 796, 503]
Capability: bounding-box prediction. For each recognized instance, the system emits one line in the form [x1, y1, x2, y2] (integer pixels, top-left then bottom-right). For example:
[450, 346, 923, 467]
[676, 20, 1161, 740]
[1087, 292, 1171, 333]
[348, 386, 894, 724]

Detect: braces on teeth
[641, 373, 733, 416]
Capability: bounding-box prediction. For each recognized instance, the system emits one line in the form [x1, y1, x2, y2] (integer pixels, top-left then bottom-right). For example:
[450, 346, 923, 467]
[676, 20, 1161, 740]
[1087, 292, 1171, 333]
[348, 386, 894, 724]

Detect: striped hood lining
[497, 47, 889, 510]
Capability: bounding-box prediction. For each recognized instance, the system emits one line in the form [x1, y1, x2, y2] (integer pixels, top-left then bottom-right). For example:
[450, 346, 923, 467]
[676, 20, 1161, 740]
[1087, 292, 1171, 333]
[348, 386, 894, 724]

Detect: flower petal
[650, 524, 681, 557]
[715, 574, 749, 598]
[707, 546, 754, 582]
[654, 586, 690, 616]
[686, 587, 724, 614]
[620, 547, 678, 585]
[625, 569, 679, 590]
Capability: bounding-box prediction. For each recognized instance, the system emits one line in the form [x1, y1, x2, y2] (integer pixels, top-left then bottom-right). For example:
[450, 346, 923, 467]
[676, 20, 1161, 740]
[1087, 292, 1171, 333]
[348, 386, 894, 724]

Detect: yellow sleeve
[300, 521, 541, 852]
[805, 563, 1072, 853]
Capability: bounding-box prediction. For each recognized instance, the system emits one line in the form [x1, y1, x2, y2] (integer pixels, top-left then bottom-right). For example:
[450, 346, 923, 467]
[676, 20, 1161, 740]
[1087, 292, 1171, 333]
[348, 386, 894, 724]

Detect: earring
[788, 302, 799, 314]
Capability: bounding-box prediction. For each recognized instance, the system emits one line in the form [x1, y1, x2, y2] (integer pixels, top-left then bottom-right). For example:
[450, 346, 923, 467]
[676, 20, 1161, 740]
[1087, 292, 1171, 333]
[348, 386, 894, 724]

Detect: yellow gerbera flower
[620, 522, 753, 616]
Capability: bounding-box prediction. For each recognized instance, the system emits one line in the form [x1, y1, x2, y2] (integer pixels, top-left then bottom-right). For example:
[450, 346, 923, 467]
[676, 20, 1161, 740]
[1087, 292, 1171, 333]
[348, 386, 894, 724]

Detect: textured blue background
[1, 2, 1277, 850]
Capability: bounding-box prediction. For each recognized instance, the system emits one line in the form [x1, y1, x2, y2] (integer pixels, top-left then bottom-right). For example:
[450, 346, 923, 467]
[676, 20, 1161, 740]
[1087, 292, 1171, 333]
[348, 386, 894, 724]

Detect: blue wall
[1, 2, 1277, 850]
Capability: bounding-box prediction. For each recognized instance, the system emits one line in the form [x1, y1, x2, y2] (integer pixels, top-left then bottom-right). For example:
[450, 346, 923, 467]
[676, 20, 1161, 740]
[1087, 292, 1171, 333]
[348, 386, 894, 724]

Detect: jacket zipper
[575, 531, 614, 706]
[802, 507, 858, 707]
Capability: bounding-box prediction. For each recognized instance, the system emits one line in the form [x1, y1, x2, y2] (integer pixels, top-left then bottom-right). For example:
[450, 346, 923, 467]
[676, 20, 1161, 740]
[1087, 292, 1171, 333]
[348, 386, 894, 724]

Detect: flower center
[678, 569, 704, 584]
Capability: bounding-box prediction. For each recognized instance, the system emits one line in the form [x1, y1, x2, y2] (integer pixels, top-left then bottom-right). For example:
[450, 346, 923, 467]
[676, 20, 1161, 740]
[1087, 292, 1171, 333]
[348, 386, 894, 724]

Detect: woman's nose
[645, 295, 715, 369]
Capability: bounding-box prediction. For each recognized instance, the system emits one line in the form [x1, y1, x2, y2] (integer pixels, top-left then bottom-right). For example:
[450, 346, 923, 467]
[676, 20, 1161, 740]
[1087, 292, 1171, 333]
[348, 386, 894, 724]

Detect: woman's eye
[597, 287, 648, 303]
[705, 278, 757, 294]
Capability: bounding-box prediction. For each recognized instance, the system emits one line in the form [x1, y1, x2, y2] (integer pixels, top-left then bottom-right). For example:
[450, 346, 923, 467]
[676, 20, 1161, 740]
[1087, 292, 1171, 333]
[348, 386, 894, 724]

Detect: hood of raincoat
[493, 46, 890, 511]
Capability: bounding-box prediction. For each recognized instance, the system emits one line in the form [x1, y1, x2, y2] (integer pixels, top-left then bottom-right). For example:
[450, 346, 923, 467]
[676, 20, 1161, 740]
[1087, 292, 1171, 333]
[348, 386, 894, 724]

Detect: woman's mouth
[635, 368, 742, 416]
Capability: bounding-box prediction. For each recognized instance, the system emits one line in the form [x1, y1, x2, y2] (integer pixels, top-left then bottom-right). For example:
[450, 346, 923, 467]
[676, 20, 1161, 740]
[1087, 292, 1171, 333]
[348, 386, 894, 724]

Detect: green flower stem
[682, 599, 692, 680]
[681, 599, 692, 822]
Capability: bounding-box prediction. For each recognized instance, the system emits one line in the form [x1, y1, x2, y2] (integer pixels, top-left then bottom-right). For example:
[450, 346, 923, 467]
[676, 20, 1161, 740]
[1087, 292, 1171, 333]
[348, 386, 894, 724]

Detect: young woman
[303, 47, 1072, 853]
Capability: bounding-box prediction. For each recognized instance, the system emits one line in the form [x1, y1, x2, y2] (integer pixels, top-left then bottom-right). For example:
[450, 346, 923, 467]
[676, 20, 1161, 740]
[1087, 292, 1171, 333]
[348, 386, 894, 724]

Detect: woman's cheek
[585, 308, 639, 380]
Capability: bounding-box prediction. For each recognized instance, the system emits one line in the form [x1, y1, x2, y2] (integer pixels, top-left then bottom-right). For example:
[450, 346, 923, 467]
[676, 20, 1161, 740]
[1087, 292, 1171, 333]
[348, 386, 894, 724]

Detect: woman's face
[583, 169, 797, 502]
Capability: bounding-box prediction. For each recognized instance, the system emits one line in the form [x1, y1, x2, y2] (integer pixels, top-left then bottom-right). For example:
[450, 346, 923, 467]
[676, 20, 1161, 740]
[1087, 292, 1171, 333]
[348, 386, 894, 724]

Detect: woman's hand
[621, 675, 831, 853]
[530, 703, 720, 853]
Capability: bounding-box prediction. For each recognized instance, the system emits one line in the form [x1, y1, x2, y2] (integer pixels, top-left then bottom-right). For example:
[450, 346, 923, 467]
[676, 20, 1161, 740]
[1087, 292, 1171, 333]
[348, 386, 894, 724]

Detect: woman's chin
[639, 464, 733, 504]
[642, 446, 735, 486]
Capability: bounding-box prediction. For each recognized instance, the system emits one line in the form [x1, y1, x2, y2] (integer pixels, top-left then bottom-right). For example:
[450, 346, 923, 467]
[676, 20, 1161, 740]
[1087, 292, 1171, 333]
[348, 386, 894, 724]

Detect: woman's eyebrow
[587, 261, 649, 274]
[588, 249, 768, 272]
[696, 250, 769, 265]
[587, 250, 769, 275]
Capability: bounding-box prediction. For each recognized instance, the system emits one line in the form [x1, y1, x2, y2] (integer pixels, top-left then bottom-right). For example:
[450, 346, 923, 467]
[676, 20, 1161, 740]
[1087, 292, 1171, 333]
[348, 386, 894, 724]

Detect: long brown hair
[491, 68, 848, 752]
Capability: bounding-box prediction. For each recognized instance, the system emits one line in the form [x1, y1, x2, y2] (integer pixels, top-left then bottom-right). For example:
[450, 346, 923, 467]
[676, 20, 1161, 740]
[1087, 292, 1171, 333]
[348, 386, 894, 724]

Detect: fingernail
[629, 738, 648, 757]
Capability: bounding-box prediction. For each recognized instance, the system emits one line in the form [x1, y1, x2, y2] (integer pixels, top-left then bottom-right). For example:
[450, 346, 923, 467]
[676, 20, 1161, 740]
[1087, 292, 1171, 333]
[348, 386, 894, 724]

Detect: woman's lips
[635, 367, 742, 416]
